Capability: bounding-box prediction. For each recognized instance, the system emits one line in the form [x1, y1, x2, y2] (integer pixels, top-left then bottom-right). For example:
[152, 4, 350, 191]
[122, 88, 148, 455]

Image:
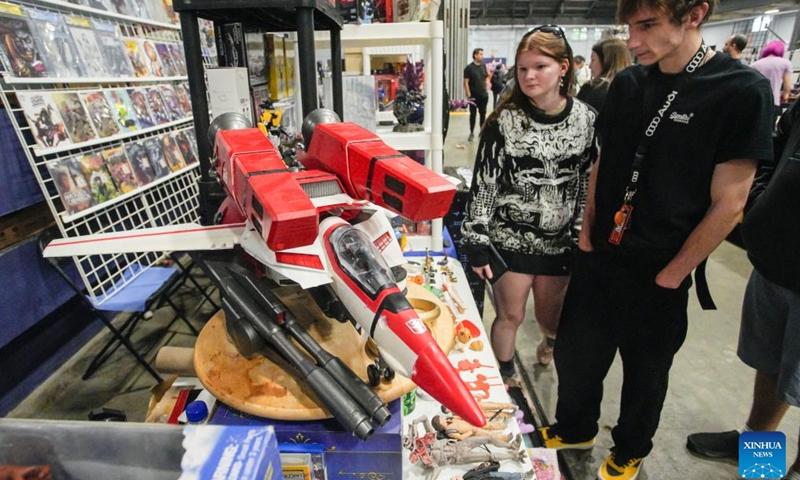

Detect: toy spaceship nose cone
[411, 344, 486, 427]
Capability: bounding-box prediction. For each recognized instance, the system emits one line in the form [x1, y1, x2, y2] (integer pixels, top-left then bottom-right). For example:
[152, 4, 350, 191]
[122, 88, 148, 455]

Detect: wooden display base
[194, 282, 455, 420]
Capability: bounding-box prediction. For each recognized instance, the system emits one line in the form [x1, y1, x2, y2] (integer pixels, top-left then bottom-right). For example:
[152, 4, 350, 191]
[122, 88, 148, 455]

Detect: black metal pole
[330, 27, 344, 119]
[179, 11, 211, 182]
[296, 7, 318, 118]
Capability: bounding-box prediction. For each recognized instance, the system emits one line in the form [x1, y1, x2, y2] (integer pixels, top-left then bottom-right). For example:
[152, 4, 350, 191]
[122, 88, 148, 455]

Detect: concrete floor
[8, 109, 800, 480]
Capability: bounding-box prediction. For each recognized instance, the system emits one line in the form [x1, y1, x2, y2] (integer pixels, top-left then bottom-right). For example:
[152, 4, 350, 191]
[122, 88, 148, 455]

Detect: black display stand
[174, 0, 345, 223]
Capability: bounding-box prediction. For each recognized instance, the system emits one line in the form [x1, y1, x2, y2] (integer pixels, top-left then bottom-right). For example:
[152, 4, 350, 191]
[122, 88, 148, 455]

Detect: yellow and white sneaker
[538, 426, 595, 450]
[597, 452, 644, 480]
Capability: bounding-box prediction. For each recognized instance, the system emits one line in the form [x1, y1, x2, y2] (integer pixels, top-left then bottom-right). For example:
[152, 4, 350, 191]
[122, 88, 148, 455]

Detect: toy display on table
[404, 253, 538, 478]
[42, 108, 485, 440]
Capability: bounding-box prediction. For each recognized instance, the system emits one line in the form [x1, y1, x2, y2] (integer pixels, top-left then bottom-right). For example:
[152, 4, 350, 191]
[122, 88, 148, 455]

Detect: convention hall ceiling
[468, 0, 800, 26]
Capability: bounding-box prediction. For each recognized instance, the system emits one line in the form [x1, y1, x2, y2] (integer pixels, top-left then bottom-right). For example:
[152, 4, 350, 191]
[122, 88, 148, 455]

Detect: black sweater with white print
[461, 97, 596, 272]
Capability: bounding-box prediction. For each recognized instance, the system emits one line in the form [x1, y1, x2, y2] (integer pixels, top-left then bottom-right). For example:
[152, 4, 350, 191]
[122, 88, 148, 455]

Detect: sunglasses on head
[525, 24, 566, 39]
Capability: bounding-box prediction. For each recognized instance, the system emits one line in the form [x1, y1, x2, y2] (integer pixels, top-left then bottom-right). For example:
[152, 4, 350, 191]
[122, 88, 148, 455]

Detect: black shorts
[501, 250, 572, 276]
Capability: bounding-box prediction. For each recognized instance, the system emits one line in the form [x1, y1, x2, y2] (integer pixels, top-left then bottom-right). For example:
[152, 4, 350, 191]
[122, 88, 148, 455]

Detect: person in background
[576, 37, 632, 113]
[750, 40, 792, 122]
[686, 96, 800, 480]
[461, 26, 596, 379]
[491, 63, 507, 108]
[464, 48, 489, 142]
[723, 34, 748, 62]
[538, 0, 774, 478]
[574, 55, 591, 89]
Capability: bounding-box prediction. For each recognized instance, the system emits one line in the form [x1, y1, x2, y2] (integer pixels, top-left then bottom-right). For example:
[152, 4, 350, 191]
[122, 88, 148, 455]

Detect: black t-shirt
[464, 62, 488, 99]
[576, 79, 610, 114]
[592, 54, 774, 268]
[742, 101, 800, 293]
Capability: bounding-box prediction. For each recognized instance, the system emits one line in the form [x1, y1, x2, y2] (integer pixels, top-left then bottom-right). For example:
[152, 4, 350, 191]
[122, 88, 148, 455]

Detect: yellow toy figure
[257, 100, 284, 138]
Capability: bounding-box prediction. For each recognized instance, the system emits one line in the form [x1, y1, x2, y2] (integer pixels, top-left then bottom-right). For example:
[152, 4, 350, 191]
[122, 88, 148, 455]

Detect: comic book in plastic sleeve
[140, 39, 164, 77]
[78, 152, 119, 204]
[174, 82, 192, 117]
[123, 37, 149, 77]
[143, 136, 170, 178]
[126, 0, 151, 20]
[159, 84, 184, 121]
[161, 0, 179, 25]
[145, 87, 170, 125]
[17, 91, 71, 149]
[46, 156, 94, 215]
[144, 0, 169, 23]
[161, 133, 186, 172]
[105, 88, 138, 131]
[103, 146, 139, 193]
[108, 0, 135, 16]
[155, 42, 178, 77]
[52, 91, 98, 143]
[167, 43, 186, 75]
[0, 3, 47, 77]
[79, 0, 112, 11]
[183, 127, 199, 160]
[124, 140, 157, 185]
[26, 8, 82, 78]
[174, 130, 197, 166]
[64, 15, 107, 78]
[92, 19, 134, 78]
[79, 90, 121, 138]
[126, 87, 155, 129]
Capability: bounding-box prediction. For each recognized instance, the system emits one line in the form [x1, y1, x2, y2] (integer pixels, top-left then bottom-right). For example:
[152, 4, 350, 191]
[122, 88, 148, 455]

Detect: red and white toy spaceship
[44, 110, 486, 432]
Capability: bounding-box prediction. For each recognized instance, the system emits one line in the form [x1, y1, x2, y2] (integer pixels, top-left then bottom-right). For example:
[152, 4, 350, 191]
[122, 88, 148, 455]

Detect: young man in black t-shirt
[536, 0, 774, 479]
[463, 48, 489, 141]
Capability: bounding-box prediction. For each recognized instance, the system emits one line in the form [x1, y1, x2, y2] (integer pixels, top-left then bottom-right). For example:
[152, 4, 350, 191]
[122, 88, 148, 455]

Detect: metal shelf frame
[315, 21, 446, 251]
[0, 0, 204, 305]
[173, 0, 345, 212]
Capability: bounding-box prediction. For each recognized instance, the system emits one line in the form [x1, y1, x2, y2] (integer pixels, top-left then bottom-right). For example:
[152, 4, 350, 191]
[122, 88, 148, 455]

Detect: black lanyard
[623, 42, 709, 205]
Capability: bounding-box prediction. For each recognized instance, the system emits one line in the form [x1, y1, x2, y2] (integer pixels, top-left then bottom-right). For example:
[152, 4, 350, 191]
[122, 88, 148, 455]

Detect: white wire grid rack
[0, 0, 214, 306]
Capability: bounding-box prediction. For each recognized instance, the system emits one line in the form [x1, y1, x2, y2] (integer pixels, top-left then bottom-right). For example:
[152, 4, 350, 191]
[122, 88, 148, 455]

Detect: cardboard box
[246, 31, 267, 86]
[207, 67, 252, 121]
[283, 37, 296, 99]
[179, 425, 281, 480]
[216, 23, 246, 68]
[265, 34, 287, 101]
[210, 400, 402, 480]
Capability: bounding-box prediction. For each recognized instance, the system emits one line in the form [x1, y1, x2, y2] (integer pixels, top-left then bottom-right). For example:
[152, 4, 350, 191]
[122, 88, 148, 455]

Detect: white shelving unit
[315, 21, 446, 251]
[0, 0, 204, 305]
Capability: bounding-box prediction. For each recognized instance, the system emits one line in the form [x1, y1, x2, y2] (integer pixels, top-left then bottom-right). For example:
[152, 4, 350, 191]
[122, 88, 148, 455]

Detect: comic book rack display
[0, 0, 213, 306]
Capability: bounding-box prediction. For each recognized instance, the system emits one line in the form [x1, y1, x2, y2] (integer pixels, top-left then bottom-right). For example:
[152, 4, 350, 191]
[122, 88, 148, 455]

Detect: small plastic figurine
[456, 359, 492, 373]
[431, 414, 511, 443]
[405, 415, 525, 480]
[450, 460, 533, 480]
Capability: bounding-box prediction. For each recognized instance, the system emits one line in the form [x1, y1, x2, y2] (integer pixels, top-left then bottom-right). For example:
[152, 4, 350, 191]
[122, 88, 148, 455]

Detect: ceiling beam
[716, 0, 796, 14]
[470, 14, 619, 25]
[552, 0, 567, 21]
[586, 0, 602, 18]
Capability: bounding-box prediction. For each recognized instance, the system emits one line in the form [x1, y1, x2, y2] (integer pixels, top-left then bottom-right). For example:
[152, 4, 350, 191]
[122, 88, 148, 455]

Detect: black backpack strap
[694, 258, 716, 310]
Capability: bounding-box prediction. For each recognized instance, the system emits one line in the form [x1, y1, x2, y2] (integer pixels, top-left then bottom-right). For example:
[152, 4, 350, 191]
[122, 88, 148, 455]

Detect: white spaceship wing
[43, 223, 246, 258]
[239, 226, 332, 289]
